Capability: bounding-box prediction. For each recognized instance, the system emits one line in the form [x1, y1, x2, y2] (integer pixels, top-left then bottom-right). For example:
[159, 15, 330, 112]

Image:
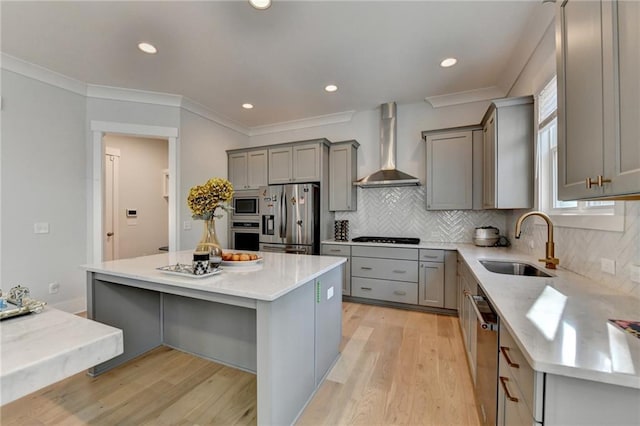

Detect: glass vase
[195, 217, 223, 269]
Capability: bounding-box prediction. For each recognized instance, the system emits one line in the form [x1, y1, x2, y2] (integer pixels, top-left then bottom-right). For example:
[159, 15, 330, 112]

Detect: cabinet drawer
[499, 363, 536, 426]
[352, 245, 418, 260]
[419, 249, 444, 262]
[352, 277, 418, 304]
[321, 244, 351, 256]
[499, 327, 537, 417]
[351, 257, 418, 282]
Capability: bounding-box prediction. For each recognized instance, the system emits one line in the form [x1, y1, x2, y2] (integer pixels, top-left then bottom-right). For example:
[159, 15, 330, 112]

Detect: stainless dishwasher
[468, 285, 499, 426]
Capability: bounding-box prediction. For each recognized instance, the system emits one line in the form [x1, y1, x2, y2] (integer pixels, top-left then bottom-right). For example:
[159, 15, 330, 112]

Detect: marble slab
[82, 251, 346, 302]
[457, 244, 640, 389]
[1, 307, 123, 405]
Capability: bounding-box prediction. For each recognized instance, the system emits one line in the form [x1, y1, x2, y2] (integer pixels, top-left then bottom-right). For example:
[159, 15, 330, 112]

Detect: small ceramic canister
[192, 251, 210, 275]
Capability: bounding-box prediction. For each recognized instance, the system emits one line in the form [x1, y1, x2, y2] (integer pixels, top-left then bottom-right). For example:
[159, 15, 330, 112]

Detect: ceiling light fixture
[138, 42, 157, 54]
[242, 103, 254, 109]
[440, 57, 457, 68]
[325, 84, 338, 93]
[249, 0, 271, 10]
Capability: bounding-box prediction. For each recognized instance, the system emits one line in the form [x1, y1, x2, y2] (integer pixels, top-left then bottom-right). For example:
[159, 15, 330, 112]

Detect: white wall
[103, 134, 169, 259]
[179, 109, 249, 250]
[1, 70, 87, 312]
[505, 19, 640, 296]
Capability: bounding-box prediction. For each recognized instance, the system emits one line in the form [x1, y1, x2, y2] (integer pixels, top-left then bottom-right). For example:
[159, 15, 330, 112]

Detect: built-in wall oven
[230, 221, 260, 251]
[468, 286, 499, 426]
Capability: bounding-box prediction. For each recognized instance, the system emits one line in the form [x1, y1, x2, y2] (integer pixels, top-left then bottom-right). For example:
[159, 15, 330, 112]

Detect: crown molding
[1, 53, 87, 96]
[424, 86, 505, 108]
[86, 84, 182, 107]
[248, 110, 355, 136]
[180, 97, 250, 136]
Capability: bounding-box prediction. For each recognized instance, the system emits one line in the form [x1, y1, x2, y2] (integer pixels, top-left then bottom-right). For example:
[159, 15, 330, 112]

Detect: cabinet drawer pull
[329, 249, 341, 252]
[422, 255, 438, 259]
[500, 346, 520, 368]
[360, 287, 372, 291]
[598, 175, 611, 186]
[393, 290, 407, 296]
[392, 270, 407, 274]
[499, 376, 519, 402]
[586, 177, 598, 189]
[360, 266, 373, 270]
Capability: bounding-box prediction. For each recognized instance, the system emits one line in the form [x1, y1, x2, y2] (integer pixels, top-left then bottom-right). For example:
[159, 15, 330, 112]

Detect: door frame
[90, 121, 179, 263]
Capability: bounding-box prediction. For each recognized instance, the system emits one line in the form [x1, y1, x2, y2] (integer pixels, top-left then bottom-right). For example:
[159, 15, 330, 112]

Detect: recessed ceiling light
[440, 57, 457, 68]
[249, 0, 271, 10]
[325, 84, 338, 93]
[242, 103, 254, 109]
[138, 42, 157, 54]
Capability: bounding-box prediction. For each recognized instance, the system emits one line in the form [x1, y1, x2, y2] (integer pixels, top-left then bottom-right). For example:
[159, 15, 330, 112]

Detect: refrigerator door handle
[279, 188, 287, 239]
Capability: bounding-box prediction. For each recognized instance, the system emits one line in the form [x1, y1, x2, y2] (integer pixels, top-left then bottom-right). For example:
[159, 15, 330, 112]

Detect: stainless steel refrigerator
[259, 184, 320, 254]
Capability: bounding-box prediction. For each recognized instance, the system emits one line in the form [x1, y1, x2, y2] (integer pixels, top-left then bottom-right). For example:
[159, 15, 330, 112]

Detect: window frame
[535, 77, 625, 232]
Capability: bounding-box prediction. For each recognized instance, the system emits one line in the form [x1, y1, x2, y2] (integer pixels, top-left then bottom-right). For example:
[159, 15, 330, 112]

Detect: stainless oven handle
[465, 292, 494, 331]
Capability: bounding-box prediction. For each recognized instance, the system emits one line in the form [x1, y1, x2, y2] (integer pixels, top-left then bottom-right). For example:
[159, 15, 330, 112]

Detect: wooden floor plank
[1, 302, 481, 426]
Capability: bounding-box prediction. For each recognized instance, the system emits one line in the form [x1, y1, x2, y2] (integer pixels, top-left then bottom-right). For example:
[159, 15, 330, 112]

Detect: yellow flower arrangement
[187, 177, 234, 220]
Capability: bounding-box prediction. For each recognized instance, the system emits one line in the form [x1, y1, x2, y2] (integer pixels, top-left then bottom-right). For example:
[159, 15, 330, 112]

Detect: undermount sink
[479, 260, 553, 278]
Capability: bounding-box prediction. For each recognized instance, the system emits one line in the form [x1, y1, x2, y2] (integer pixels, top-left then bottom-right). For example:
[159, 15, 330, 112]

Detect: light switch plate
[630, 265, 640, 283]
[183, 221, 192, 230]
[327, 286, 334, 300]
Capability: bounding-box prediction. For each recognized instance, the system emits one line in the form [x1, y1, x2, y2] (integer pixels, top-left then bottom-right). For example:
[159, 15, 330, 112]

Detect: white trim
[548, 203, 625, 232]
[86, 84, 182, 107]
[424, 86, 505, 108]
[248, 110, 356, 136]
[0, 53, 87, 96]
[181, 97, 250, 136]
[90, 121, 180, 262]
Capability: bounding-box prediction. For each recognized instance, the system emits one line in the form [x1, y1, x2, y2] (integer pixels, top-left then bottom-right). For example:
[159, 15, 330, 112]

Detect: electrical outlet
[600, 258, 616, 275]
[49, 282, 60, 294]
[630, 265, 640, 283]
[183, 221, 192, 230]
[528, 240, 535, 249]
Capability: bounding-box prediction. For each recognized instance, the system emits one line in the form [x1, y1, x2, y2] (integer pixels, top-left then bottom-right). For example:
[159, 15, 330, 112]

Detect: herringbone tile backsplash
[508, 201, 640, 297]
[334, 187, 508, 242]
[335, 187, 639, 298]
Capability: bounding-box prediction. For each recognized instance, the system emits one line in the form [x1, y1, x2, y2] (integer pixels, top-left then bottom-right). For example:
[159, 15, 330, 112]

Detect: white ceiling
[1, 1, 554, 129]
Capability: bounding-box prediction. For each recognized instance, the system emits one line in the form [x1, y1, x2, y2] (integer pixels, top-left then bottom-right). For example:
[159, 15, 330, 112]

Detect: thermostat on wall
[126, 209, 137, 217]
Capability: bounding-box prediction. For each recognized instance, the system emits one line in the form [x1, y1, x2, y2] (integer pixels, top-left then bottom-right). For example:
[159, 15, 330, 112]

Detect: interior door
[103, 148, 120, 261]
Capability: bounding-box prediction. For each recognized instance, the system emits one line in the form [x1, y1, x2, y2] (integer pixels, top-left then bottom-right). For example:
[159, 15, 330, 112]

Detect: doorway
[90, 121, 179, 263]
[103, 135, 169, 260]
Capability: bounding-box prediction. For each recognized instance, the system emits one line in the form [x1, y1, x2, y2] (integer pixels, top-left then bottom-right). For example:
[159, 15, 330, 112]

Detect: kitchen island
[82, 250, 345, 426]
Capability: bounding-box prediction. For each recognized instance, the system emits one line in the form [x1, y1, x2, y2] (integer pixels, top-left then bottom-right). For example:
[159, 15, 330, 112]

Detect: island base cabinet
[543, 374, 640, 426]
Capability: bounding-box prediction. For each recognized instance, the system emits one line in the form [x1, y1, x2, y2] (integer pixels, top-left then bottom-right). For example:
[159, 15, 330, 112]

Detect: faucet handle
[539, 257, 559, 269]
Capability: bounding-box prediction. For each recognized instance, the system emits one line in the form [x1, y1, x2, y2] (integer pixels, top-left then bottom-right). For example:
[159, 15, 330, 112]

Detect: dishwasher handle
[465, 291, 497, 331]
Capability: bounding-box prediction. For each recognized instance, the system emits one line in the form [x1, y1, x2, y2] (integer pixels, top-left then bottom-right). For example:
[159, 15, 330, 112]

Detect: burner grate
[351, 236, 420, 245]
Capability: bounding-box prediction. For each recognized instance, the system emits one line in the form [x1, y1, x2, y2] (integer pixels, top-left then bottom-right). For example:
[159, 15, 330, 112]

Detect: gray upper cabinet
[557, 0, 640, 200]
[423, 128, 476, 210]
[228, 149, 268, 190]
[329, 140, 359, 211]
[481, 96, 534, 209]
[268, 142, 325, 184]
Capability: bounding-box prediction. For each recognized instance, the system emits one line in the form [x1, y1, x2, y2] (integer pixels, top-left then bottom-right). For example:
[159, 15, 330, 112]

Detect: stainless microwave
[232, 190, 259, 219]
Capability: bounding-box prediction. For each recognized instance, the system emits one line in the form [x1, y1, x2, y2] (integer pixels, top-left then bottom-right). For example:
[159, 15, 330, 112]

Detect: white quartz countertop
[322, 239, 640, 389]
[1, 307, 123, 405]
[456, 244, 640, 389]
[82, 251, 346, 302]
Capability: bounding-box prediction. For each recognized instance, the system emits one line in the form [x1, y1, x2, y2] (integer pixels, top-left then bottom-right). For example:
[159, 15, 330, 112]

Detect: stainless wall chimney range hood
[354, 102, 421, 188]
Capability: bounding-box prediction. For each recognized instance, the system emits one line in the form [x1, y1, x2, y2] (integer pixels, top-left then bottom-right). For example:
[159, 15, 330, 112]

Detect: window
[536, 77, 624, 231]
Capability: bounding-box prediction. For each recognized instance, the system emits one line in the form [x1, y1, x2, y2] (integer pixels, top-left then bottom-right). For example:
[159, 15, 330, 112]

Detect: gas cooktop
[351, 236, 420, 245]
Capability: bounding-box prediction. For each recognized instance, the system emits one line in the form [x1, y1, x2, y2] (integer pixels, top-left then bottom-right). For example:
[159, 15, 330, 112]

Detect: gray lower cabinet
[321, 244, 351, 296]
[351, 246, 419, 305]
[458, 258, 477, 383]
[419, 261, 444, 307]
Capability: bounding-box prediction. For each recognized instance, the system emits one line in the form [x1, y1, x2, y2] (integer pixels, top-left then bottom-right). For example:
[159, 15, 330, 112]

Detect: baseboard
[50, 297, 86, 314]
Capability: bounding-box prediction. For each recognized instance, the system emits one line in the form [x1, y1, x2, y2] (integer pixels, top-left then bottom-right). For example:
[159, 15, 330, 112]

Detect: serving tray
[157, 264, 222, 279]
[0, 299, 47, 321]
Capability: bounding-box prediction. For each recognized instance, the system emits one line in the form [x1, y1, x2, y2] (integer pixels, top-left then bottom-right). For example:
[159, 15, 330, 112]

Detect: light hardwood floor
[1, 302, 480, 425]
